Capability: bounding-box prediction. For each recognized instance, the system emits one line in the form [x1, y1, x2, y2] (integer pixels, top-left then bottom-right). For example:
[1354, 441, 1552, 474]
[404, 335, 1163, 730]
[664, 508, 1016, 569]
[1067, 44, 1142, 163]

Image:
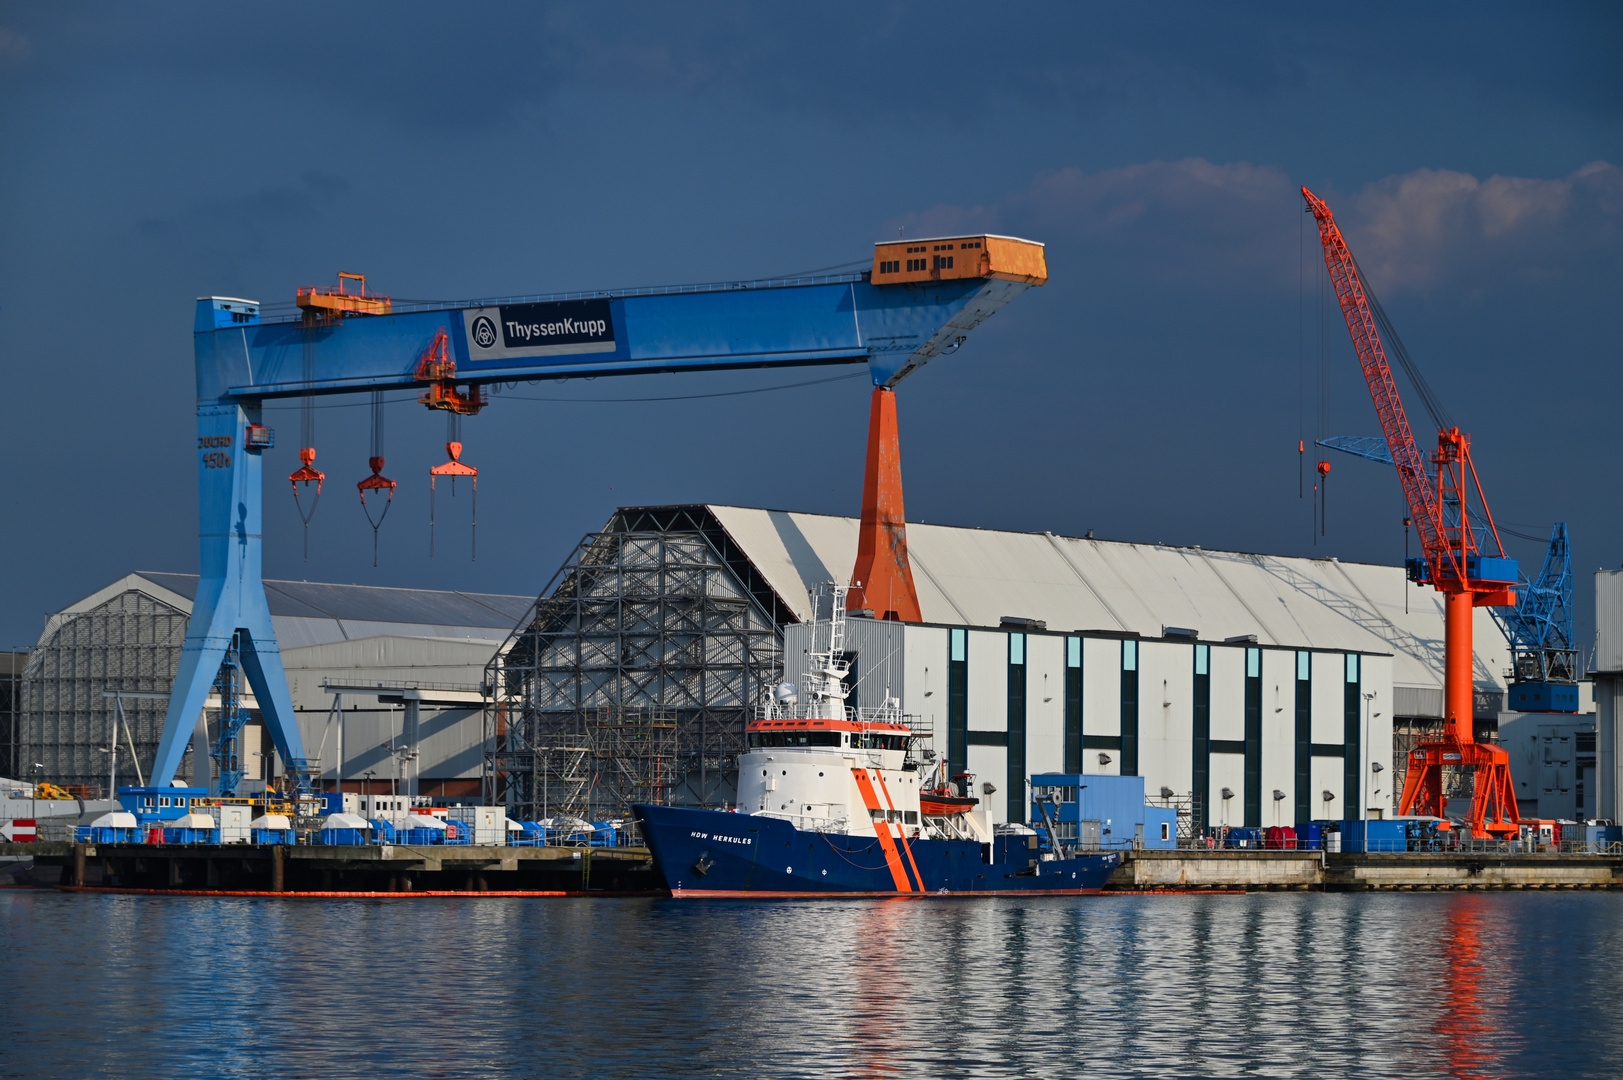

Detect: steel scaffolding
[18, 588, 190, 793]
[485, 506, 794, 821]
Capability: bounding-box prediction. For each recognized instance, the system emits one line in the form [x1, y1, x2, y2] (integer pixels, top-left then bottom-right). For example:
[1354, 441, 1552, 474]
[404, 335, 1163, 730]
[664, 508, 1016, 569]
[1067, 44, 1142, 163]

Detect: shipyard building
[16, 572, 531, 798]
[488, 504, 1515, 827]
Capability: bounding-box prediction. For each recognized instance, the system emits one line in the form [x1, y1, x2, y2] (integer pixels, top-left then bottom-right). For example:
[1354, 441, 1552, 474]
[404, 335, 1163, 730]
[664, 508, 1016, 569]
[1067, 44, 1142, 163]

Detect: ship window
[905, 811, 918, 824]
[749, 731, 841, 748]
[888, 810, 902, 822]
[870, 808, 886, 821]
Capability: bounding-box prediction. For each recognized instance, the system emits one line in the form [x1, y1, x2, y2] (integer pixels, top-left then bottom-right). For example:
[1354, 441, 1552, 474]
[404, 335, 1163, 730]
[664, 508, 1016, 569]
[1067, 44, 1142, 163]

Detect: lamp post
[30, 762, 43, 823]
[1362, 690, 1378, 815]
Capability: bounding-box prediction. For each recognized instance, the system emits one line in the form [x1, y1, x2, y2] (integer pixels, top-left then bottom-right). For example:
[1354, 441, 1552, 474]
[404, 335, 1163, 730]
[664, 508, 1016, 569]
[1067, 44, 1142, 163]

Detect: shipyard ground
[7, 843, 1623, 895]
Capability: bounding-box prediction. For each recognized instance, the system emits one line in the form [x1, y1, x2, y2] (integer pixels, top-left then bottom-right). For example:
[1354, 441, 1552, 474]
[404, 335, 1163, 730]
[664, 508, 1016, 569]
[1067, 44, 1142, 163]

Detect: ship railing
[755, 810, 850, 834]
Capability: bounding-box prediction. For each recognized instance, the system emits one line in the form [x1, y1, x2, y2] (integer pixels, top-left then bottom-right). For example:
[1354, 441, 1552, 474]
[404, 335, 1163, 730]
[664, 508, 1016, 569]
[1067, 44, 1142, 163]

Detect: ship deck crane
[1303, 187, 1520, 839]
[149, 236, 1047, 792]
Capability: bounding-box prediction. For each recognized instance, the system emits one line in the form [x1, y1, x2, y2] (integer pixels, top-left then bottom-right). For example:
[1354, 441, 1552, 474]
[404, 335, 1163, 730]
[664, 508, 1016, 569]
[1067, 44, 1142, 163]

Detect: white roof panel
[702, 505, 1509, 694]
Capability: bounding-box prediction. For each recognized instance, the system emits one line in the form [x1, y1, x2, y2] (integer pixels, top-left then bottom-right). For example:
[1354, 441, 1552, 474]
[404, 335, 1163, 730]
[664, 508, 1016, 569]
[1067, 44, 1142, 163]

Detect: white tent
[249, 814, 292, 830]
[172, 813, 217, 829]
[505, 819, 524, 832]
[317, 813, 371, 830]
[403, 814, 448, 830]
[90, 811, 137, 829]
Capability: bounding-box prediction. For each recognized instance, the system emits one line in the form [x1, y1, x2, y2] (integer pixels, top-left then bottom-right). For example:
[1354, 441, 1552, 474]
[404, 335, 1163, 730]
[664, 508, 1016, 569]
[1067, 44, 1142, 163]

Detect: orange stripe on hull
[876, 772, 925, 891]
[851, 768, 913, 892]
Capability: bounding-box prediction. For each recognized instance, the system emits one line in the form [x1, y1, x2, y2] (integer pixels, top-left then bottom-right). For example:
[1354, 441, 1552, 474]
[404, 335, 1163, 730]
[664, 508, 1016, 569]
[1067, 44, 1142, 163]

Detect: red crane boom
[1302, 187, 1520, 839]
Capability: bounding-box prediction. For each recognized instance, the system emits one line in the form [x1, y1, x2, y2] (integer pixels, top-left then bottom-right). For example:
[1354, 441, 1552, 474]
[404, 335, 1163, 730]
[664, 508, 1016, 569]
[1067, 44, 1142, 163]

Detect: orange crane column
[848, 387, 923, 622]
[1444, 590, 1476, 744]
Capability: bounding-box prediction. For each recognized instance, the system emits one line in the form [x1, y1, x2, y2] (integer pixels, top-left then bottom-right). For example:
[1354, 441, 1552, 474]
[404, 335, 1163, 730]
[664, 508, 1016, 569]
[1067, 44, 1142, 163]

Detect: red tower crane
[1302, 187, 1520, 840]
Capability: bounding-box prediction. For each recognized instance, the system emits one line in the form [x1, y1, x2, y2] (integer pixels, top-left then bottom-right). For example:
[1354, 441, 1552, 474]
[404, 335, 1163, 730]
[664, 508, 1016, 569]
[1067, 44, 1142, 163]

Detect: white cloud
[898, 158, 1622, 295]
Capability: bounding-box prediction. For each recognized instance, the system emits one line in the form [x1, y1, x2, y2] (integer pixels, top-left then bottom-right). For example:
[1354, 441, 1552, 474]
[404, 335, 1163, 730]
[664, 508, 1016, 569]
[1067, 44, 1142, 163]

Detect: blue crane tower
[1317, 436, 1578, 712]
[150, 237, 1049, 794]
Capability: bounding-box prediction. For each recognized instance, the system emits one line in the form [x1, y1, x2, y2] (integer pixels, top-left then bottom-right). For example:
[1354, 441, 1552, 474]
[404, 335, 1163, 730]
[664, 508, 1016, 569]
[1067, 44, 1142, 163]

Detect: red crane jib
[1302, 187, 1519, 839]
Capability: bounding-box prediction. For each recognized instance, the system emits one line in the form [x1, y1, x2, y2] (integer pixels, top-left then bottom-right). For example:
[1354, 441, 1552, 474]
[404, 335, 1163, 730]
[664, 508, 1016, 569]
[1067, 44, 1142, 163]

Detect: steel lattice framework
[484, 507, 794, 821]
[18, 589, 190, 794]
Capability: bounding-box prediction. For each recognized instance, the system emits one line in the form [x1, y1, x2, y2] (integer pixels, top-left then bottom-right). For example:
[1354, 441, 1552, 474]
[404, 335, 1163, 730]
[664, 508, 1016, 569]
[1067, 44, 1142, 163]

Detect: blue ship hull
[634, 805, 1120, 897]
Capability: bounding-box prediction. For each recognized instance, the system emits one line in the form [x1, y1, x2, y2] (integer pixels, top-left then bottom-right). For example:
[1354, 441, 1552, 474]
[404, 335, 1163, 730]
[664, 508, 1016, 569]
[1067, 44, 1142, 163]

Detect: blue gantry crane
[149, 236, 1049, 793]
[1317, 436, 1578, 712]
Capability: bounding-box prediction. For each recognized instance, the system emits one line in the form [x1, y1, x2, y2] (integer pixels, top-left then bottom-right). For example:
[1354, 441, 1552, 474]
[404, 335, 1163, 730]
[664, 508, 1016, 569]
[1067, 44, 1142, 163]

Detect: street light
[29, 762, 44, 823]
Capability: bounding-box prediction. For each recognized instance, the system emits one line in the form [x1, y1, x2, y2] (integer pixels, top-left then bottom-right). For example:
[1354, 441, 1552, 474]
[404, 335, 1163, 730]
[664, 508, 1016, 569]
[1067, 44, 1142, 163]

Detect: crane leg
[848, 387, 922, 622]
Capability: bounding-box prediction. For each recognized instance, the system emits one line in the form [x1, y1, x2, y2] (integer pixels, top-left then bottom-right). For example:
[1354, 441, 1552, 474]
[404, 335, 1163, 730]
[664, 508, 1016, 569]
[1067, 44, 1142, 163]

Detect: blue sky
[0, 2, 1617, 651]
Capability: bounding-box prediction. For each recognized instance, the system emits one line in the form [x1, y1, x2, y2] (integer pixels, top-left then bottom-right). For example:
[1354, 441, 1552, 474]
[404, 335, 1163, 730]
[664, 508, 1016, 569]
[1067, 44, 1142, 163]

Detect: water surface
[3, 890, 1617, 1079]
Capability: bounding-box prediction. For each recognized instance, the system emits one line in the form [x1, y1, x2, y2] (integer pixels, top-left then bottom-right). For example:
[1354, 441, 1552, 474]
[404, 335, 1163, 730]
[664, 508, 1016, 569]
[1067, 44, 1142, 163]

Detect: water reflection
[0, 891, 1612, 1079]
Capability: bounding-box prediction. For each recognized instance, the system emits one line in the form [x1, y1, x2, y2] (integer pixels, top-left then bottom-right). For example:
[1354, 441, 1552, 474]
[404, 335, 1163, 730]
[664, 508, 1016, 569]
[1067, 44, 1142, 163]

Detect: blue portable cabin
[118, 785, 211, 828]
[1030, 773, 1176, 849]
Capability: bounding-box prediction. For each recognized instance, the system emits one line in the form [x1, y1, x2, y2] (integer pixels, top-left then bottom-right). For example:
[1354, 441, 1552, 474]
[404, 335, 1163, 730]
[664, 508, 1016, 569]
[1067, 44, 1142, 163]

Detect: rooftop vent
[1224, 634, 1259, 644]
[1162, 626, 1198, 640]
[1000, 616, 1047, 632]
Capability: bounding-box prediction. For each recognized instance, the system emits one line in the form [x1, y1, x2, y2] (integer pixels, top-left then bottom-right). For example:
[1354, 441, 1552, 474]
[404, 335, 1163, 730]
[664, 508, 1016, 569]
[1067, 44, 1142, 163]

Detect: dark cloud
[0, 4, 1618, 653]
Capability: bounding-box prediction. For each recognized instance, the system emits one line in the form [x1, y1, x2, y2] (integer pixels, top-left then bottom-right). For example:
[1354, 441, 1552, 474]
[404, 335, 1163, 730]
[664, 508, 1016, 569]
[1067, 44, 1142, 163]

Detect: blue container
[400, 827, 443, 846]
[317, 827, 367, 846]
[1341, 819, 1406, 853]
[368, 819, 397, 843]
[512, 822, 546, 846]
[251, 828, 295, 845]
[1225, 827, 1263, 849]
[1294, 822, 1325, 851]
[89, 826, 137, 844]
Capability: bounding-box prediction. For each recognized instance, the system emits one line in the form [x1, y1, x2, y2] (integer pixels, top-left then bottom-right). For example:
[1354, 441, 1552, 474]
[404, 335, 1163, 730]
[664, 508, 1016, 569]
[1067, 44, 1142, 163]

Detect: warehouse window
[1344, 654, 1362, 813]
[1065, 636, 1083, 773]
[1193, 644, 1211, 832]
[1295, 651, 1313, 824]
[948, 628, 968, 783]
[1008, 632, 1028, 823]
[1121, 640, 1139, 776]
[1244, 647, 1261, 827]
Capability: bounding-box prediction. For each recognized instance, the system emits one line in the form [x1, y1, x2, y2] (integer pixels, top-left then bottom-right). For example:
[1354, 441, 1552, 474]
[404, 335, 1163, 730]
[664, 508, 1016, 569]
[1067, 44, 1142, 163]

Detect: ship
[634, 584, 1120, 897]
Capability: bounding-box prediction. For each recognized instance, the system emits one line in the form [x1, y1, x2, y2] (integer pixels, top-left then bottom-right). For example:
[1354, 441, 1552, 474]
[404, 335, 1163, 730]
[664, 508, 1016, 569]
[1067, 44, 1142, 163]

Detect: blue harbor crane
[149, 237, 1049, 794]
[1317, 436, 1578, 712]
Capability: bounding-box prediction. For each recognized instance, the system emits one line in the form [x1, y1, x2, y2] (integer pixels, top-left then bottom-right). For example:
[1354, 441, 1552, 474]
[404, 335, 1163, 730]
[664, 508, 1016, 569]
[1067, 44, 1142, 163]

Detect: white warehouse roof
[39, 572, 534, 650]
[696, 505, 1510, 699]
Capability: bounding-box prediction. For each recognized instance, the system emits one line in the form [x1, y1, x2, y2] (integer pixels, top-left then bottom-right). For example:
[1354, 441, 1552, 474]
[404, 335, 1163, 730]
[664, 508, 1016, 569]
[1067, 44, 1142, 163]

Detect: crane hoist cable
[413, 329, 481, 562]
[288, 324, 325, 561]
[356, 390, 396, 567]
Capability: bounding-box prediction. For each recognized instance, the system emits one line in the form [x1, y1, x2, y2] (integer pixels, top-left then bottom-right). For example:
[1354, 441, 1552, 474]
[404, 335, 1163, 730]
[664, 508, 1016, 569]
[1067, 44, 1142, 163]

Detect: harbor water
[3, 890, 1620, 1079]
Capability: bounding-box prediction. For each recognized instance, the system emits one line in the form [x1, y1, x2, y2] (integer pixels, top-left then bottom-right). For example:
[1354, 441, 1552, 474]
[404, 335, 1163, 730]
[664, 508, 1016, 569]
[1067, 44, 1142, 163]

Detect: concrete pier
[1110, 849, 1623, 891]
[3, 841, 661, 895]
